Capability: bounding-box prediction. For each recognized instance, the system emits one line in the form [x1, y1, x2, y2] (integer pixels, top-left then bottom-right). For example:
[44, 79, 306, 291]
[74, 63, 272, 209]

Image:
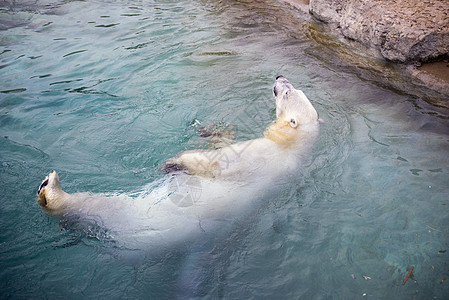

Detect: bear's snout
[273, 75, 292, 98]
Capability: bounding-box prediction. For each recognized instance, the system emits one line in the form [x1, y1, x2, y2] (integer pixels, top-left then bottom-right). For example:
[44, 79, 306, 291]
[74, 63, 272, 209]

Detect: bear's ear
[289, 117, 298, 128]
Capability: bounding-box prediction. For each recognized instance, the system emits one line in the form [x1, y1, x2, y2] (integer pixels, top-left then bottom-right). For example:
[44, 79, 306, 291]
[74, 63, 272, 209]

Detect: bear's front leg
[161, 150, 219, 177]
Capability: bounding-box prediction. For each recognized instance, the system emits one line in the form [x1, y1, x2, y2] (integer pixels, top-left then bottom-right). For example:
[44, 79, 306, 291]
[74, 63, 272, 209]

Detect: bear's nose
[276, 75, 284, 80]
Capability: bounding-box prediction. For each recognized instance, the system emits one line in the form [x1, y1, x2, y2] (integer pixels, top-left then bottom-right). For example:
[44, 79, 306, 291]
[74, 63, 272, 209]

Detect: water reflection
[0, 0, 448, 298]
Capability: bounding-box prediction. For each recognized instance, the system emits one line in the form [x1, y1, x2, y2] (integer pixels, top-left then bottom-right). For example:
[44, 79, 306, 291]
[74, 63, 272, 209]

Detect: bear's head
[273, 75, 318, 128]
[37, 171, 70, 213]
[264, 76, 319, 147]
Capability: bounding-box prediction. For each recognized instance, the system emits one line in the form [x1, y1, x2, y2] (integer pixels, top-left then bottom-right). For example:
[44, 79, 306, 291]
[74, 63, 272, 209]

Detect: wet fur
[36, 76, 320, 253]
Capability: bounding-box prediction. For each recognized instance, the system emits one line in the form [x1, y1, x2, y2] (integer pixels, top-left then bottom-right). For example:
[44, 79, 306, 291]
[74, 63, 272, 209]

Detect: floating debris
[438, 250, 446, 254]
[362, 275, 371, 280]
[402, 266, 414, 285]
[441, 278, 446, 284]
[426, 225, 440, 232]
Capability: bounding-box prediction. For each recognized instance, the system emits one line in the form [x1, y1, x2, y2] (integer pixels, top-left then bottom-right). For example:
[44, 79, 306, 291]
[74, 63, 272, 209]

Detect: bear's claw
[161, 162, 187, 174]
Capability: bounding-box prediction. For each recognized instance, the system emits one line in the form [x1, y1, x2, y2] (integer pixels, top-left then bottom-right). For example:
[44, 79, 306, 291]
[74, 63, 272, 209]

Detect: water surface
[1, 0, 448, 298]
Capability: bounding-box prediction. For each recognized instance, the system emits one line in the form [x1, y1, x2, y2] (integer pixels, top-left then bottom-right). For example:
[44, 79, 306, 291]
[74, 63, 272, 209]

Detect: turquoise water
[1, 0, 449, 298]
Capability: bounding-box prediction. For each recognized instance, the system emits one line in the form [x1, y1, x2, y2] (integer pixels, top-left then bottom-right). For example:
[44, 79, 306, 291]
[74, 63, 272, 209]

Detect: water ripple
[62, 49, 87, 57]
[0, 0, 448, 298]
[0, 88, 26, 93]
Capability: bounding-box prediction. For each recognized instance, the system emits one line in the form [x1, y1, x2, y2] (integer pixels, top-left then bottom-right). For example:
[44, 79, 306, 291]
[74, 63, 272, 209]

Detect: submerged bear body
[37, 76, 320, 252]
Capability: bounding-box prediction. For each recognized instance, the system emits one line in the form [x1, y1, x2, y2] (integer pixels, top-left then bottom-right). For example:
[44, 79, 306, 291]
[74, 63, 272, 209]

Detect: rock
[309, 0, 449, 63]
[408, 62, 449, 96]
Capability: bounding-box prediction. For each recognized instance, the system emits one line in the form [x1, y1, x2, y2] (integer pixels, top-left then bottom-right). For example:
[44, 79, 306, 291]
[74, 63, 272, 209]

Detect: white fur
[37, 76, 320, 253]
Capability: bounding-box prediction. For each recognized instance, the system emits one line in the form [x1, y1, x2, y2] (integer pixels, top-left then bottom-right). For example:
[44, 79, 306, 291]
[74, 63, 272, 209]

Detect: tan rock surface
[309, 0, 449, 63]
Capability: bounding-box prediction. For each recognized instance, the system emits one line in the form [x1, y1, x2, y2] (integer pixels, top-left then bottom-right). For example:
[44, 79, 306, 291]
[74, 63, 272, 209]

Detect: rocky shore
[280, 0, 449, 98]
[309, 0, 449, 63]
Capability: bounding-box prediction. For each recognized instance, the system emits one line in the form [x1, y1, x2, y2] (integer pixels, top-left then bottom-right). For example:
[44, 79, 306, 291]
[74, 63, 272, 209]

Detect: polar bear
[161, 75, 319, 178]
[37, 76, 320, 252]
